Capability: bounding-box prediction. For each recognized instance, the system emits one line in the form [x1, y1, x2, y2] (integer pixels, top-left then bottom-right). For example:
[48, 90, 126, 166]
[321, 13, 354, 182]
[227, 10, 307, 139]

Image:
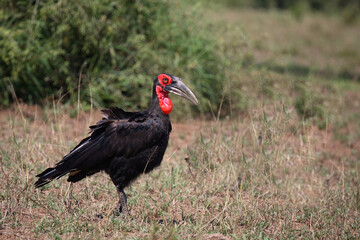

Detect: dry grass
[0, 99, 359, 239]
[1, 7, 360, 240]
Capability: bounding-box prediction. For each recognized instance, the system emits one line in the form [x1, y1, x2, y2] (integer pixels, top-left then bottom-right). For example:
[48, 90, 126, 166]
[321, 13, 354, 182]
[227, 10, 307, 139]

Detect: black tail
[35, 167, 68, 188]
[35, 117, 111, 189]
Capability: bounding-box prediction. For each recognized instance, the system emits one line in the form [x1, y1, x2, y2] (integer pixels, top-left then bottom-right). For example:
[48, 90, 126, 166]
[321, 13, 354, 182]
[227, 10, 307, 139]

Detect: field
[1, 6, 360, 240]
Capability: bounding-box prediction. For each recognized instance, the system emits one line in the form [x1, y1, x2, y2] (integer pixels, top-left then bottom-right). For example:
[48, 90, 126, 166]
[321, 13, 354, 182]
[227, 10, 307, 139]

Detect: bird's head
[154, 73, 198, 115]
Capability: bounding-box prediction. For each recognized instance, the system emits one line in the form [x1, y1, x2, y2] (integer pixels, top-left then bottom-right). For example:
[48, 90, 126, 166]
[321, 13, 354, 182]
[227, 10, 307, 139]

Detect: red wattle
[156, 86, 173, 115]
[160, 97, 173, 115]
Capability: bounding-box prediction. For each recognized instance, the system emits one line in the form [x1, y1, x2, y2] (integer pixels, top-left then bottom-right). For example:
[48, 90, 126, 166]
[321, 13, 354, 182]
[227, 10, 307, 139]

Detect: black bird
[35, 74, 198, 215]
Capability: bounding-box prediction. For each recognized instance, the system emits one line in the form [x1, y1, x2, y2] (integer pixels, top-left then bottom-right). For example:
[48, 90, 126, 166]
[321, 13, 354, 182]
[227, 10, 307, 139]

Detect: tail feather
[35, 137, 103, 188]
[35, 168, 68, 188]
[36, 167, 55, 178]
[67, 170, 98, 183]
[35, 112, 113, 189]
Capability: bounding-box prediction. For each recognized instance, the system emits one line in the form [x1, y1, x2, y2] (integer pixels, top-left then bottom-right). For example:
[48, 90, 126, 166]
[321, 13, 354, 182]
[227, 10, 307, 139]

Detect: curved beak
[164, 77, 198, 105]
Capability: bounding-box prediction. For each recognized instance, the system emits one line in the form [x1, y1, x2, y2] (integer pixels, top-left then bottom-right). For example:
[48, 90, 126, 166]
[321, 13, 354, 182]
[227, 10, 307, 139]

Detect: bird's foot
[116, 188, 130, 217]
[116, 201, 130, 217]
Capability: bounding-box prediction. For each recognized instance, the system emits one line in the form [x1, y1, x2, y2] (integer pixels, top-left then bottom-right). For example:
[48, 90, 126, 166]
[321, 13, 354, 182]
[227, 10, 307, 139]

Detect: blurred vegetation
[220, 0, 360, 12]
[0, 0, 224, 114]
[1, 0, 359, 120]
[217, 0, 360, 22]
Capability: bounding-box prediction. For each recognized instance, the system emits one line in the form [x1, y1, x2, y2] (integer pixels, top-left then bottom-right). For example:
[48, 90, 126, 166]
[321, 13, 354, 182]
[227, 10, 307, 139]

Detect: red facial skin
[156, 74, 173, 115]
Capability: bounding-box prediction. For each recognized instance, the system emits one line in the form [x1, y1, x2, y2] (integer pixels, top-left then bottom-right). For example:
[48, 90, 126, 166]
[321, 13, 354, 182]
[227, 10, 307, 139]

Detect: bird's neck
[149, 85, 172, 132]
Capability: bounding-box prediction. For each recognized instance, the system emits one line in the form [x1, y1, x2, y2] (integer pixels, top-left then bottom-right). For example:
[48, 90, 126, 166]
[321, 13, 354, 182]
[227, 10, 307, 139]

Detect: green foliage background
[0, 0, 224, 114]
[1, 0, 358, 117]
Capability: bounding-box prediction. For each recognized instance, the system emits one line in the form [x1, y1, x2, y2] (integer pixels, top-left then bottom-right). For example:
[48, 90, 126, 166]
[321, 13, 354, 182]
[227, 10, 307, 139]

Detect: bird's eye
[158, 74, 172, 85]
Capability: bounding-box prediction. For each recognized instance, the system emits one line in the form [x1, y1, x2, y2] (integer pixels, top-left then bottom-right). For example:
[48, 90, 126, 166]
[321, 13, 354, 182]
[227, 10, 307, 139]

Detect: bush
[0, 0, 225, 115]
[294, 86, 324, 120]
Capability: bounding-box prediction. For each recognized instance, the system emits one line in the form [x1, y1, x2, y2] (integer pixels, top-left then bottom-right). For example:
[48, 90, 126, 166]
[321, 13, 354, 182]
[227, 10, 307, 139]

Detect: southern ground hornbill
[35, 74, 198, 215]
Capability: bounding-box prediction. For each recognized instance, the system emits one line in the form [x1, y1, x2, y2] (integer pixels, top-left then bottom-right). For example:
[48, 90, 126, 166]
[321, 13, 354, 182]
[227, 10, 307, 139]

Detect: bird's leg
[116, 187, 129, 216]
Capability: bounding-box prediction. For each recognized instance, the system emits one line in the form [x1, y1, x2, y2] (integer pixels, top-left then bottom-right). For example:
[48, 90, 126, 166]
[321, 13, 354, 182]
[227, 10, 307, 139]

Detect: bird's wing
[61, 111, 165, 170]
[100, 107, 134, 120]
[35, 110, 166, 187]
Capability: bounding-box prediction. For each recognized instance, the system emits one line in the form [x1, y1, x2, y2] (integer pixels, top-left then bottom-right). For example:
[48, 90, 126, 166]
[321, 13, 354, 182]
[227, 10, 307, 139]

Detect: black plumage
[35, 74, 198, 214]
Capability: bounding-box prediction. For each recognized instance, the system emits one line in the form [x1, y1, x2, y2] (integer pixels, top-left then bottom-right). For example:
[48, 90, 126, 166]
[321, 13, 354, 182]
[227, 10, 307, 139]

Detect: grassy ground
[1, 7, 360, 239]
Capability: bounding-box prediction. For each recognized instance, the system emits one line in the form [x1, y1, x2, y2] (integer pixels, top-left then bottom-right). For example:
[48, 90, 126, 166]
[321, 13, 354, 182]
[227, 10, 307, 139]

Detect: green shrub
[294, 86, 324, 120]
[0, 0, 224, 115]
